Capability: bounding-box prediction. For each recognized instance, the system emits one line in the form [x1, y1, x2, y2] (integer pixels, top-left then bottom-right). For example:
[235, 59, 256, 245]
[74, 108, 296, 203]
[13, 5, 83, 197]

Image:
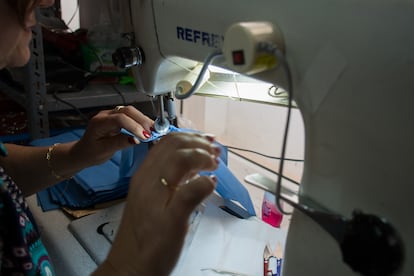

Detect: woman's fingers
[94, 105, 154, 138]
[148, 135, 221, 188]
[103, 132, 221, 275]
[128, 132, 220, 206]
[172, 147, 219, 177]
[108, 105, 154, 133]
[152, 132, 220, 159]
[170, 175, 217, 217]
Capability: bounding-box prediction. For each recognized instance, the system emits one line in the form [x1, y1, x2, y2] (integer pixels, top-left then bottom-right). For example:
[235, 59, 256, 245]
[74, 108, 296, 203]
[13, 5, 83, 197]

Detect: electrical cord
[257, 42, 295, 215]
[174, 50, 223, 100]
[274, 52, 294, 215]
[228, 148, 301, 186]
[52, 91, 89, 124]
[225, 145, 304, 162]
[263, 44, 405, 276]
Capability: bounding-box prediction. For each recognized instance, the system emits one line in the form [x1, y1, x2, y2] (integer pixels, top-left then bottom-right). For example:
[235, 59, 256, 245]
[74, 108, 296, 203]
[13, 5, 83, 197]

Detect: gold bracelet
[46, 143, 64, 180]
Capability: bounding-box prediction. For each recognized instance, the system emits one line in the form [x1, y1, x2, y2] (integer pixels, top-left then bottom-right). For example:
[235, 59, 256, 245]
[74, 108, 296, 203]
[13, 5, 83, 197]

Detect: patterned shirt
[0, 142, 55, 275]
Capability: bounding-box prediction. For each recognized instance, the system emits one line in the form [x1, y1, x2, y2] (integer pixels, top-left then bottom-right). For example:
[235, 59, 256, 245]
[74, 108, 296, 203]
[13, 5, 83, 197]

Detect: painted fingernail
[143, 130, 151, 139]
[211, 154, 220, 165]
[210, 175, 218, 187]
[203, 133, 216, 142]
[215, 157, 220, 165]
[150, 126, 155, 132]
[212, 144, 221, 155]
[128, 136, 140, 145]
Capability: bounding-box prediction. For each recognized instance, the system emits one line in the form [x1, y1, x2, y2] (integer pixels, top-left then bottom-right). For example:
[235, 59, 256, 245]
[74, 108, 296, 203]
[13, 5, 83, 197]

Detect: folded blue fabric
[33, 128, 254, 216]
[200, 158, 256, 216]
[37, 189, 60, 211]
[120, 125, 183, 143]
[118, 144, 149, 179]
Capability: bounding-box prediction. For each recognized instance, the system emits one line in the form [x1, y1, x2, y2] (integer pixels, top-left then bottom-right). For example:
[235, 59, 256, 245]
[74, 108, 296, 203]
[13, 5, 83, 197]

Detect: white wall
[61, 0, 122, 30]
[60, 0, 79, 30]
[178, 96, 305, 182]
[78, 0, 125, 30]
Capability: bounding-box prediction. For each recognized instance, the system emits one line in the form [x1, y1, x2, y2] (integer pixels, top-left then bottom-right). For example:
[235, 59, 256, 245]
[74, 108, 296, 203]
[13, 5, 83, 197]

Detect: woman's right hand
[94, 132, 221, 276]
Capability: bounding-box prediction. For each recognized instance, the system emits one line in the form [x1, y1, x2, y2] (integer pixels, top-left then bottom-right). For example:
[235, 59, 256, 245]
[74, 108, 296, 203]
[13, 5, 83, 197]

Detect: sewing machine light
[176, 64, 210, 96]
[173, 21, 285, 100]
[222, 22, 284, 75]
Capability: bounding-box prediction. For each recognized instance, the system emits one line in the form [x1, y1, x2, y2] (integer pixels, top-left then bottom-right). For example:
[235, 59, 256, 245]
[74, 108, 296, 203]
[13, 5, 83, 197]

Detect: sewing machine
[111, 0, 414, 275]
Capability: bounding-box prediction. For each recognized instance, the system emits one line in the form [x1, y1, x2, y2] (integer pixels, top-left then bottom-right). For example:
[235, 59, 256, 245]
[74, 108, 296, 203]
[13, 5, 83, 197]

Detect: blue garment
[33, 127, 255, 215]
[120, 124, 183, 143]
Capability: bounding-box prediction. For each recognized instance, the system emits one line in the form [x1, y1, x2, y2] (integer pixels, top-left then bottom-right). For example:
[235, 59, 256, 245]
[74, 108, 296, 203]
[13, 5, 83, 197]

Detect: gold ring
[113, 105, 125, 113]
[161, 178, 168, 187]
[161, 177, 179, 207]
[161, 177, 179, 191]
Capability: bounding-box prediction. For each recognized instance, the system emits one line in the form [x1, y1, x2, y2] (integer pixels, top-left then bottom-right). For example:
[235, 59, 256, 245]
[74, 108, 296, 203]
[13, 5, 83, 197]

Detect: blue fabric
[33, 128, 254, 216]
[200, 158, 256, 216]
[118, 144, 149, 179]
[120, 125, 183, 143]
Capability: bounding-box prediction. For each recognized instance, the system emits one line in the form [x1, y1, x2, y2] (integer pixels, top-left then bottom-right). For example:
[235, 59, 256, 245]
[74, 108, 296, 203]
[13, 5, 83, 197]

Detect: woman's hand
[0, 105, 154, 195]
[94, 132, 221, 276]
[72, 105, 154, 166]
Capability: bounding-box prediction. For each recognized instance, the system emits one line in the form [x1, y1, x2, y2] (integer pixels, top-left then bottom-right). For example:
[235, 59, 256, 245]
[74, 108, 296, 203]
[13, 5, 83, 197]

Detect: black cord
[274, 48, 295, 215]
[225, 145, 304, 162]
[52, 91, 89, 123]
[228, 148, 300, 186]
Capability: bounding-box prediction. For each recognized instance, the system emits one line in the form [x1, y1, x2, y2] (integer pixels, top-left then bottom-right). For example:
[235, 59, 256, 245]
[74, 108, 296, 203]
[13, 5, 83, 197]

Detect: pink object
[261, 191, 283, 227]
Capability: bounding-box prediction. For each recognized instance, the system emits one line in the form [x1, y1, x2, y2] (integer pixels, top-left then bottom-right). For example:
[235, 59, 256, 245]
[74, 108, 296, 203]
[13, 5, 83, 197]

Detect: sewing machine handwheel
[340, 211, 404, 276]
[112, 47, 144, 69]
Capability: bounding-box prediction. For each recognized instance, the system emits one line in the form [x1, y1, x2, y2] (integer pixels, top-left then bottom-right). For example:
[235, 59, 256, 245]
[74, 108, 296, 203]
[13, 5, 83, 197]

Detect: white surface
[27, 152, 287, 275]
[171, 202, 287, 276]
[26, 196, 97, 276]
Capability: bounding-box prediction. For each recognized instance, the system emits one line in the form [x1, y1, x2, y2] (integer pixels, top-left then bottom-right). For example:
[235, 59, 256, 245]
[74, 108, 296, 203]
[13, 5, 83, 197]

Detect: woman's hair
[6, 0, 40, 26]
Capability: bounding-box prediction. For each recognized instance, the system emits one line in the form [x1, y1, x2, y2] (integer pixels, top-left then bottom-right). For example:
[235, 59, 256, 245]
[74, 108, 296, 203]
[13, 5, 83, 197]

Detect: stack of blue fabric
[32, 129, 135, 211]
[33, 128, 256, 216]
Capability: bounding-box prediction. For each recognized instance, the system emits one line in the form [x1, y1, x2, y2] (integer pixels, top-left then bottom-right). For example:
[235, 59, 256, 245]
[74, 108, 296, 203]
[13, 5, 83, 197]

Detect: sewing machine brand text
[177, 26, 224, 48]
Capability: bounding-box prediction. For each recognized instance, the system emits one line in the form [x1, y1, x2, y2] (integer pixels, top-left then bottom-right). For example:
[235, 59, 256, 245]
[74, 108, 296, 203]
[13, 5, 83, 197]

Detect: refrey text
[177, 26, 224, 48]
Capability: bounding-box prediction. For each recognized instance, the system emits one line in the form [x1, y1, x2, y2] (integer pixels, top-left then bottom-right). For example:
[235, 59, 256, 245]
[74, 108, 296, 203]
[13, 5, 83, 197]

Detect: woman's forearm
[0, 106, 156, 197]
[0, 141, 95, 196]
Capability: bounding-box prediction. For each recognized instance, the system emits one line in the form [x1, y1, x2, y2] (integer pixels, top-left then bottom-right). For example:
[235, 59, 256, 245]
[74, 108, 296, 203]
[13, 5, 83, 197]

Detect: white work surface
[27, 152, 292, 276]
